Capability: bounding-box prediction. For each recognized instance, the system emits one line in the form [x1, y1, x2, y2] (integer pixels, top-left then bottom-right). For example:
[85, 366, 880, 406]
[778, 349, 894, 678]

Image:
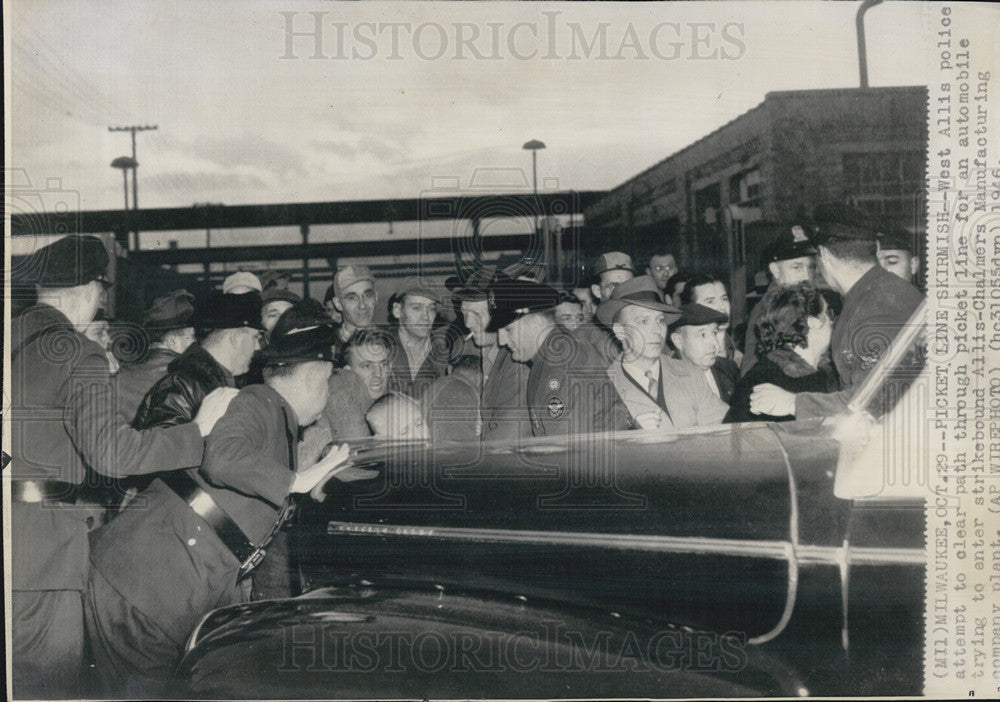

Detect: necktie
[645, 369, 657, 397]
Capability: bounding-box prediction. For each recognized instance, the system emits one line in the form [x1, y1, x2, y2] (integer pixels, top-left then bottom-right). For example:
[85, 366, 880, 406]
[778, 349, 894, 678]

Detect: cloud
[179, 135, 308, 178]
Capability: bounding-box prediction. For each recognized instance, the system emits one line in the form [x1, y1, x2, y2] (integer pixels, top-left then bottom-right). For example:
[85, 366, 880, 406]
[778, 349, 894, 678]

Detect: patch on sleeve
[547, 377, 561, 391]
[547, 396, 565, 418]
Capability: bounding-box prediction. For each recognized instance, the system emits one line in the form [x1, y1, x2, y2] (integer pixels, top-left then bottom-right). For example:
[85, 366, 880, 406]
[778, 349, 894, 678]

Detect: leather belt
[160, 472, 262, 573]
[11, 480, 77, 504]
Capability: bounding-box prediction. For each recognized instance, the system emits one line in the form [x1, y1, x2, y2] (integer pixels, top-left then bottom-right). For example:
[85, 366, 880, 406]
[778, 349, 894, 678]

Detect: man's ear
[669, 330, 681, 352]
[590, 283, 602, 301]
[391, 302, 402, 320]
[611, 322, 627, 343]
[768, 261, 779, 280]
[910, 256, 920, 278]
[333, 297, 344, 313]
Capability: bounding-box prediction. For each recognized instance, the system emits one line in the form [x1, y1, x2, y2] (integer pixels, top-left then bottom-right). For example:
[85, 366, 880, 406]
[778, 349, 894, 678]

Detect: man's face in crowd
[691, 281, 731, 319]
[672, 323, 721, 371]
[614, 305, 668, 362]
[592, 269, 633, 302]
[394, 294, 438, 339]
[164, 327, 196, 355]
[571, 287, 596, 320]
[261, 300, 294, 334]
[877, 247, 919, 282]
[370, 397, 427, 439]
[229, 327, 263, 376]
[85, 320, 111, 350]
[335, 280, 377, 329]
[497, 315, 543, 363]
[769, 256, 816, 287]
[297, 362, 333, 426]
[554, 301, 585, 332]
[460, 299, 497, 348]
[323, 299, 343, 324]
[646, 254, 677, 291]
[347, 342, 390, 399]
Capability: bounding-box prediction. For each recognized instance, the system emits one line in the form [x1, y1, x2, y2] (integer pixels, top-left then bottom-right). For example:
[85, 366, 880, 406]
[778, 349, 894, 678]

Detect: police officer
[9, 235, 235, 698]
[84, 321, 353, 695]
[750, 216, 924, 419]
[741, 225, 817, 376]
[487, 277, 632, 436]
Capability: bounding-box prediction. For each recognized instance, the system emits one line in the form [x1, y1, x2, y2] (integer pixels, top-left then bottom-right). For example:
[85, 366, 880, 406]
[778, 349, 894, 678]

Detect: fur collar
[765, 347, 820, 378]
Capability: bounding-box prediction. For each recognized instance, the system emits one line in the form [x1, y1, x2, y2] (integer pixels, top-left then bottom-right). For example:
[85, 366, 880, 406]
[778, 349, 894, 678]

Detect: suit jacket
[9, 304, 203, 592]
[480, 346, 532, 442]
[795, 266, 923, 419]
[607, 355, 728, 431]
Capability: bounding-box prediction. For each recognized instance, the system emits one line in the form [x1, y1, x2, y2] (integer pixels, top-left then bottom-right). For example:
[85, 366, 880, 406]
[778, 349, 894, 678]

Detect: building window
[842, 151, 925, 215]
[729, 169, 762, 206]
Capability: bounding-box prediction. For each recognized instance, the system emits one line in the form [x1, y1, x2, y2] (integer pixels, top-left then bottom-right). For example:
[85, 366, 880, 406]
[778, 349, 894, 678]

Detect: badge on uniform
[547, 396, 565, 418]
[547, 378, 560, 391]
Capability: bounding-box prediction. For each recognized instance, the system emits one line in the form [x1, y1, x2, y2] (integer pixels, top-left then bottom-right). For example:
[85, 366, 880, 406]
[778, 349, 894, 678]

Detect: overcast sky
[10, 1, 932, 214]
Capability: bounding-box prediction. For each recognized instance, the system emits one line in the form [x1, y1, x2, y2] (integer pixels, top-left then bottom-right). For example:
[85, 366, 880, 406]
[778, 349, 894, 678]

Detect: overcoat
[480, 346, 532, 442]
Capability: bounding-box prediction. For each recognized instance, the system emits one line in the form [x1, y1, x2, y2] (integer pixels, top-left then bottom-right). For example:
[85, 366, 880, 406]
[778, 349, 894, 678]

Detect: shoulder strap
[10, 328, 51, 362]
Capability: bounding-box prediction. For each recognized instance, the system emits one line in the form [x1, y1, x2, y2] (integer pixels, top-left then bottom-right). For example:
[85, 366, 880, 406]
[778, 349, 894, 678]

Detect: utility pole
[109, 124, 157, 249]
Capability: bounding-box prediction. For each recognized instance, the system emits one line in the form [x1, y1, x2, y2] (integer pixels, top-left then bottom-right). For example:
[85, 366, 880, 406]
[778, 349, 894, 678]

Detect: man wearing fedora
[599, 277, 728, 431]
[9, 235, 236, 698]
[115, 289, 198, 422]
[488, 277, 632, 437]
[741, 224, 818, 377]
[84, 321, 353, 695]
[133, 290, 264, 429]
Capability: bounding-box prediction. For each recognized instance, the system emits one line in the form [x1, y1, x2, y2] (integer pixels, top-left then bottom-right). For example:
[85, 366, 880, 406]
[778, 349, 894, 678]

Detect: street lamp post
[522, 139, 546, 277]
[110, 156, 138, 250]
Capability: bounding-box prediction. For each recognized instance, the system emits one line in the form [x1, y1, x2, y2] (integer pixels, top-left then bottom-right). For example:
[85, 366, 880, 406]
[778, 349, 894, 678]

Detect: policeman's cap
[30, 234, 112, 288]
[485, 278, 561, 332]
[808, 204, 876, 246]
[260, 322, 339, 367]
[200, 291, 263, 332]
[769, 225, 817, 262]
[876, 227, 916, 253]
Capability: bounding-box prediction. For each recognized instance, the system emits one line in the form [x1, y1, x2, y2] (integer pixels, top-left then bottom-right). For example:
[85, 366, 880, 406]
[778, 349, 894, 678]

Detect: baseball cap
[396, 277, 443, 304]
[222, 271, 262, 294]
[333, 265, 375, 299]
[592, 251, 635, 278]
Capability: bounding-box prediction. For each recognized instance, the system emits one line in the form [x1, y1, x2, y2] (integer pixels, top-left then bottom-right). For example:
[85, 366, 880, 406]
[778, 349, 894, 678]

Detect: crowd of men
[9, 208, 924, 697]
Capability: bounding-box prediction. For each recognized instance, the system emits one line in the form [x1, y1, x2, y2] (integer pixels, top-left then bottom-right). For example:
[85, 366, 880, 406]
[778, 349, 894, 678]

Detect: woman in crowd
[725, 284, 838, 423]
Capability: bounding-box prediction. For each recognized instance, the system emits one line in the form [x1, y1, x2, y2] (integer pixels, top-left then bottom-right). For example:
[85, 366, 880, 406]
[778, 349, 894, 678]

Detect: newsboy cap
[485, 278, 561, 332]
[670, 303, 729, 330]
[143, 289, 195, 332]
[259, 322, 339, 367]
[591, 251, 635, 278]
[596, 275, 681, 328]
[768, 224, 817, 262]
[395, 277, 443, 304]
[261, 284, 302, 305]
[200, 290, 263, 331]
[30, 234, 112, 288]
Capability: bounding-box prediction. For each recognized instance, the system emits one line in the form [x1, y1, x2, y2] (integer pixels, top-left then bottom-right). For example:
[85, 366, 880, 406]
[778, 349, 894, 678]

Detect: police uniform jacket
[527, 326, 633, 437]
[114, 347, 180, 423]
[88, 384, 298, 645]
[10, 304, 204, 593]
[607, 354, 728, 431]
[574, 321, 621, 365]
[481, 346, 532, 442]
[794, 265, 923, 418]
[388, 326, 451, 399]
[133, 344, 235, 429]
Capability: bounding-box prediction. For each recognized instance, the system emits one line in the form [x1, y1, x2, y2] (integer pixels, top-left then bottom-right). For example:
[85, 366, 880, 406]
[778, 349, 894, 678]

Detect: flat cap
[260, 322, 339, 367]
[768, 224, 817, 262]
[485, 278, 561, 332]
[143, 289, 195, 332]
[30, 234, 112, 288]
[396, 277, 443, 304]
[200, 290, 263, 331]
[333, 265, 375, 298]
[596, 275, 681, 328]
[222, 271, 262, 294]
[451, 266, 503, 303]
[261, 284, 302, 305]
[592, 251, 635, 278]
[670, 303, 729, 330]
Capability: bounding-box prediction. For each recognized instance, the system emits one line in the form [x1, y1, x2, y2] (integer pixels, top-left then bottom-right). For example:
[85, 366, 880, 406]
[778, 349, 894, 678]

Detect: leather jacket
[134, 344, 235, 429]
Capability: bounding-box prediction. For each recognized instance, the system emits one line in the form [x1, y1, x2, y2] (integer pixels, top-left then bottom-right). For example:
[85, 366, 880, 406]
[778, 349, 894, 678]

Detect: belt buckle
[238, 547, 266, 578]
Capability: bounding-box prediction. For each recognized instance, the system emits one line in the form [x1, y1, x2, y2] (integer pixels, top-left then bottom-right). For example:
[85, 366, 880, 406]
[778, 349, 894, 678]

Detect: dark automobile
[175, 308, 927, 698]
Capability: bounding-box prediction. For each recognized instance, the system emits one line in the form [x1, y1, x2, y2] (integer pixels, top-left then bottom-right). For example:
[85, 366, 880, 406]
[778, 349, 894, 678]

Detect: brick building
[582, 86, 928, 321]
